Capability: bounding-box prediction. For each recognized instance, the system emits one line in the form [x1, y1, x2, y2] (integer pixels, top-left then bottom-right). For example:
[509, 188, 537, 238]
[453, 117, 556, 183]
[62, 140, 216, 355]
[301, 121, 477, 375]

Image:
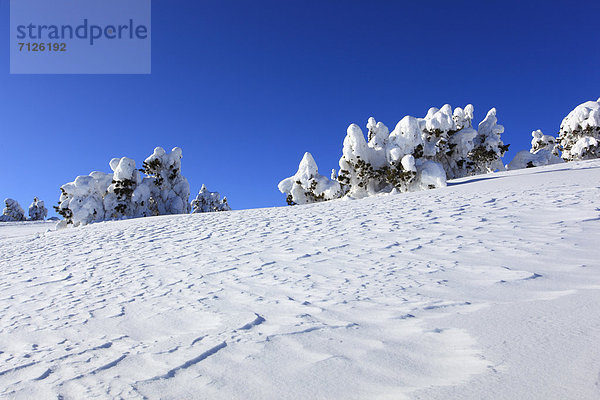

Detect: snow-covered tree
[468, 108, 510, 175]
[507, 130, 563, 171]
[55, 172, 113, 227]
[279, 152, 342, 205]
[56, 147, 191, 227]
[0, 198, 26, 222]
[141, 147, 191, 215]
[28, 197, 48, 221]
[337, 121, 422, 198]
[191, 184, 231, 212]
[280, 103, 508, 205]
[558, 99, 600, 161]
[103, 157, 143, 220]
[531, 130, 559, 155]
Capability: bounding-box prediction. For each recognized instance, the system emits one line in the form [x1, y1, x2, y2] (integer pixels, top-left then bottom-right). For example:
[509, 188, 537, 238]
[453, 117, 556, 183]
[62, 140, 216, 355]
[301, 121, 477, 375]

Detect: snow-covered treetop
[453, 104, 474, 130]
[559, 99, 600, 161]
[61, 172, 113, 199]
[530, 130, 556, 153]
[424, 104, 455, 133]
[476, 108, 505, 148]
[110, 157, 141, 183]
[560, 98, 600, 134]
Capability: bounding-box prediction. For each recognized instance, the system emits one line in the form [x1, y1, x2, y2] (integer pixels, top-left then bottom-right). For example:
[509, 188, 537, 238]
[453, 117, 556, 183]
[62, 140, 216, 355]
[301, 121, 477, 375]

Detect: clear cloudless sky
[1, 0, 599, 216]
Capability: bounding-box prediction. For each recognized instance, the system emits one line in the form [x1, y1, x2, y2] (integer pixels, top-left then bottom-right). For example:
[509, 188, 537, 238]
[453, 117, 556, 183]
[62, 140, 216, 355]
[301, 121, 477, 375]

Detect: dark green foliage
[142, 159, 164, 185]
[111, 178, 137, 216]
[112, 179, 135, 199]
[304, 179, 326, 203]
[54, 188, 73, 224]
[353, 157, 376, 189]
[559, 126, 600, 161]
[53, 204, 73, 223]
[468, 146, 498, 167]
[413, 144, 424, 159]
[340, 157, 416, 193]
[380, 162, 417, 190]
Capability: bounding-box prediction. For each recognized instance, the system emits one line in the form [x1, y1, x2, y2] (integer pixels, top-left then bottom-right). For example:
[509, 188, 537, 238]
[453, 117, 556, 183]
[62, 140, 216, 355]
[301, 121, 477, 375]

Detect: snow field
[1, 160, 599, 399]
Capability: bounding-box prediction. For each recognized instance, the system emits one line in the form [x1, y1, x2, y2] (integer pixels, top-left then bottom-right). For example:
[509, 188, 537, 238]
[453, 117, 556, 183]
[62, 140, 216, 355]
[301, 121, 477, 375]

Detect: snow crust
[1, 160, 600, 399]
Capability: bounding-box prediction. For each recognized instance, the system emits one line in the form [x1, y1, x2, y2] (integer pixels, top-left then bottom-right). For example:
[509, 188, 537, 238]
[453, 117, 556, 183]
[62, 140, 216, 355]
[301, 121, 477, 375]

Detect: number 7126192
[18, 43, 67, 52]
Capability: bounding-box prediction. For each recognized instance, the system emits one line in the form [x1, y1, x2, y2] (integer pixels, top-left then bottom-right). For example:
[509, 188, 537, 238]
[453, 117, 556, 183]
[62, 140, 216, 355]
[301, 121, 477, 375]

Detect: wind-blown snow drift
[1, 160, 599, 399]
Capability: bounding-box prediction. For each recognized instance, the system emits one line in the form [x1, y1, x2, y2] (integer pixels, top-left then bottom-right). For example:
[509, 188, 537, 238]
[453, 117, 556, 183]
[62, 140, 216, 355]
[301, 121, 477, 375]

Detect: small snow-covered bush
[0, 198, 26, 222]
[191, 184, 231, 212]
[531, 130, 559, 155]
[28, 197, 48, 221]
[507, 130, 563, 171]
[56, 147, 191, 227]
[278, 152, 342, 205]
[558, 99, 600, 161]
[280, 104, 509, 204]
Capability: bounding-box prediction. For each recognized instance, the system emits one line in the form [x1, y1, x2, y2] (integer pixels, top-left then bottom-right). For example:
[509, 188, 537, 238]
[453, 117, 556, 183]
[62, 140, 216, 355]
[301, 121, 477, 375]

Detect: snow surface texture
[558, 98, 600, 161]
[28, 198, 48, 221]
[507, 130, 563, 171]
[1, 161, 600, 399]
[191, 185, 231, 213]
[56, 147, 190, 227]
[0, 198, 26, 222]
[280, 104, 508, 204]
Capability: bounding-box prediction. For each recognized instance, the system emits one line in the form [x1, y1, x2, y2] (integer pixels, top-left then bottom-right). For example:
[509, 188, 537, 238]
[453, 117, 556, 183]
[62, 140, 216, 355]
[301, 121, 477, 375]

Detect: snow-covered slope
[1, 161, 599, 400]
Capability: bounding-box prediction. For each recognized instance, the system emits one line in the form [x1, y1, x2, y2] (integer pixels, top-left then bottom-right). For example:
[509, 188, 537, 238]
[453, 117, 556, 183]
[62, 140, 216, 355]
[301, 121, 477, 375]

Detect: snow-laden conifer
[141, 147, 191, 215]
[0, 198, 26, 222]
[280, 104, 508, 204]
[103, 157, 142, 219]
[279, 153, 342, 205]
[468, 108, 509, 175]
[191, 184, 231, 212]
[56, 147, 192, 227]
[558, 99, 600, 161]
[55, 172, 113, 227]
[28, 197, 48, 221]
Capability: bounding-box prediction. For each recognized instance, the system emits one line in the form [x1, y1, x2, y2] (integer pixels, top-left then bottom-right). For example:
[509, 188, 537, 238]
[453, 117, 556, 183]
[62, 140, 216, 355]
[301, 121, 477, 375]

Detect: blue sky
[1, 0, 599, 216]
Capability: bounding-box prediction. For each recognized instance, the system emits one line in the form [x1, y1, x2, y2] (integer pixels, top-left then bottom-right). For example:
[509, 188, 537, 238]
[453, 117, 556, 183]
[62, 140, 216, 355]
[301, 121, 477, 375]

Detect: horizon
[1, 0, 599, 217]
